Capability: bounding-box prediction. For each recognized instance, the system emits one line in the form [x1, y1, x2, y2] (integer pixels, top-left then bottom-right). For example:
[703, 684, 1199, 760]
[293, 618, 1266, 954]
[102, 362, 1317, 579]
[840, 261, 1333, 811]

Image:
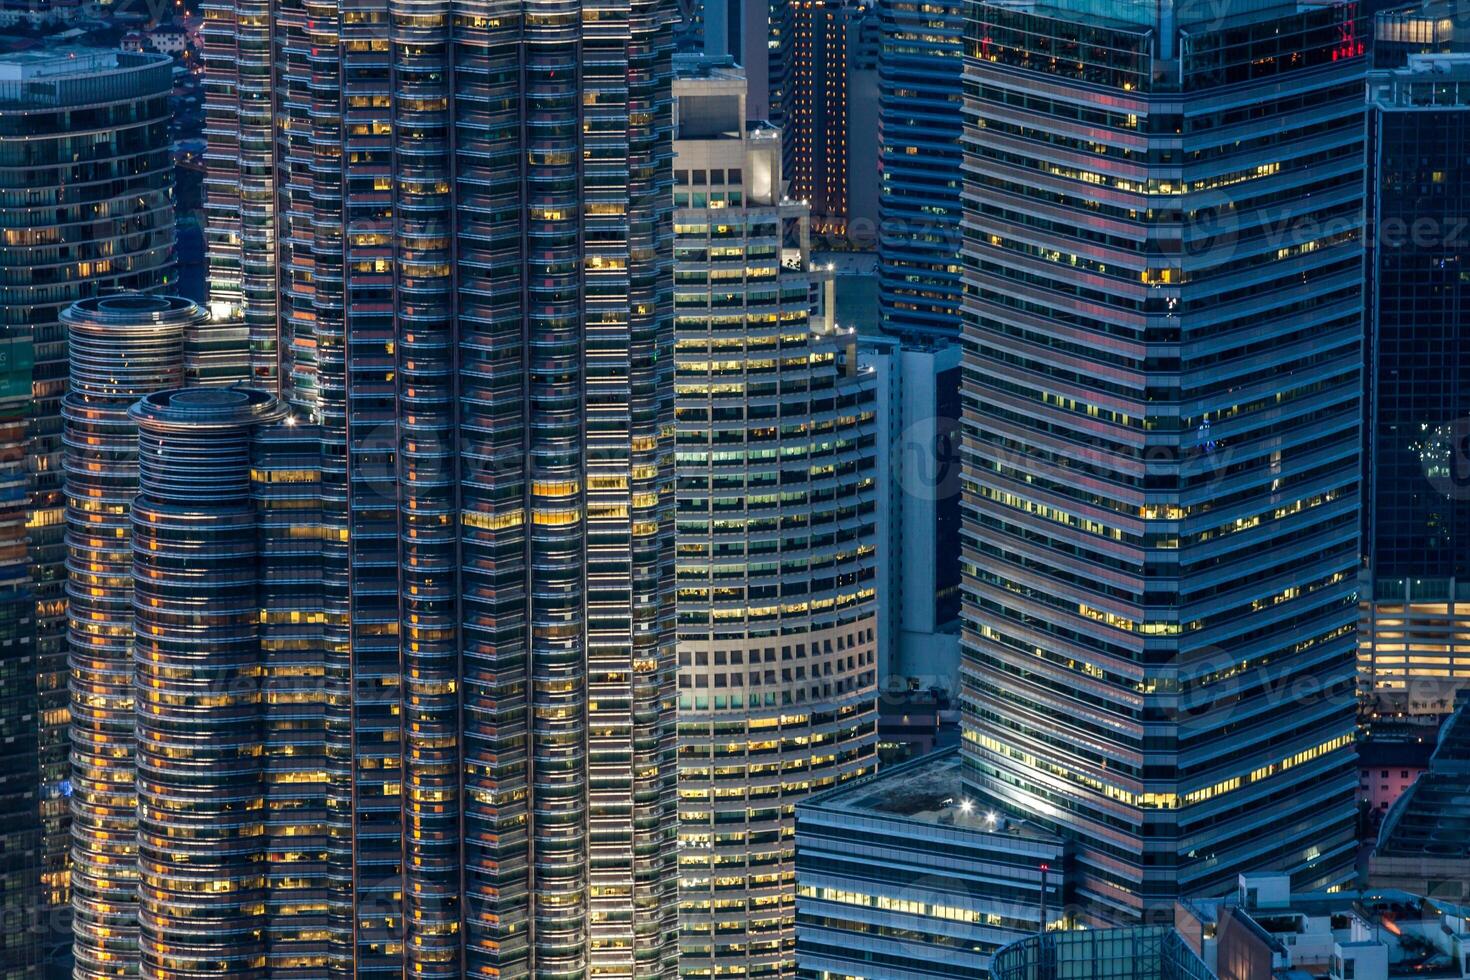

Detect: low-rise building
[1178, 873, 1470, 980]
[991, 927, 1214, 980]
[795, 747, 1064, 979]
[1357, 736, 1435, 816]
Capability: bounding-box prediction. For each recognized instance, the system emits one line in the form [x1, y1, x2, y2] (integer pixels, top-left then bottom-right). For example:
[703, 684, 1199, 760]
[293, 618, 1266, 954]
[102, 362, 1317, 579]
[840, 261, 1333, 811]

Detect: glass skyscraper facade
[959, 0, 1366, 921]
[671, 63, 879, 979]
[0, 47, 176, 974]
[875, 0, 965, 341]
[197, 1, 680, 976]
[1359, 3, 1470, 714]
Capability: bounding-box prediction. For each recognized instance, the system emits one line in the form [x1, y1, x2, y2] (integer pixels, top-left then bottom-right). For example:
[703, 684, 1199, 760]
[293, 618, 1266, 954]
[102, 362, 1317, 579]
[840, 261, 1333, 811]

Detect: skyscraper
[875, 0, 965, 341]
[1360, 2, 1470, 718]
[671, 62, 880, 979]
[0, 47, 176, 971]
[63, 294, 201, 980]
[198, 2, 680, 976]
[129, 385, 292, 978]
[960, 0, 1366, 921]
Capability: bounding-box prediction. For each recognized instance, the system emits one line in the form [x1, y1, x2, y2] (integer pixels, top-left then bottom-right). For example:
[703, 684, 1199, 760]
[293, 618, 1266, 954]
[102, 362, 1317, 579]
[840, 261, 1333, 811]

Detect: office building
[876, 0, 965, 341]
[696, 0, 778, 119]
[130, 386, 291, 978]
[960, 0, 1366, 921]
[62, 295, 199, 980]
[0, 46, 176, 971]
[1360, 8, 1470, 721]
[672, 63, 880, 979]
[795, 748, 1065, 980]
[200, 1, 679, 976]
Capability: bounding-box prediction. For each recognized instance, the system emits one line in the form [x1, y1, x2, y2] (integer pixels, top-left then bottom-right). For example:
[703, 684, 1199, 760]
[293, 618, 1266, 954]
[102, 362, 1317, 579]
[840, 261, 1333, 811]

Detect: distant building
[0, 0, 84, 29]
[876, 687, 944, 765]
[1357, 735, 1434, 816]
[845, 10, 880, 244]
[146, 26, 189, 55]
[795, 747, 1065, 979]
[1177, 873, 1470, 980]
[866, 338, 962, 698]
[1370, 696, 1470, 902]
[782, 0, 867, 237]
[876, 0, 964, 341]
[0, 46, 176, 975]
[698, 0, 778, 120]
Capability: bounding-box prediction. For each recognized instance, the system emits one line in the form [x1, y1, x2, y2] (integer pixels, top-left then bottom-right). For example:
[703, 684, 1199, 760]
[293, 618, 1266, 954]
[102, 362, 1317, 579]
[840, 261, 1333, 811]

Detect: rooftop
[805, 746, 1061, 843]
[0, 47, 171, 108]
[0, 47, 122, 80]
[1183, 875, 1470, 980]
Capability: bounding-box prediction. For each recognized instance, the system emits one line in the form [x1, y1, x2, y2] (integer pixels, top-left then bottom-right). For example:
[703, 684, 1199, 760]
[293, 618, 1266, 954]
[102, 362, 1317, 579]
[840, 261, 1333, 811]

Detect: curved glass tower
[671, 64, 879, 979]
[62, 295, 203, 980]
[959, 0, 1365, 921]
[0, 51, 176, 960]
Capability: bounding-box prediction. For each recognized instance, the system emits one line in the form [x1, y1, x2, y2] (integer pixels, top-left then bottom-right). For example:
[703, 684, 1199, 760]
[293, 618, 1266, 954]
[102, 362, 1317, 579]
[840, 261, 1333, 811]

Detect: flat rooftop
[0, 48, 124, 81]
[806, 746, 1062, 844]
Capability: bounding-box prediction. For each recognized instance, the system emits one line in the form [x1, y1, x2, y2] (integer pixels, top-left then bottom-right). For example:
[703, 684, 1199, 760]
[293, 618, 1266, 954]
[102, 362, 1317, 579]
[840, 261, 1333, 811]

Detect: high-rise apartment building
[1360, 2, 1470, 719]
[671, 63, 880, 978]
[960, 0, 1366, 921]
[197, 2, 679, 976]
[673, 63, 876, 980]
[875, 0, 965, 341]
[0, 47, 176, 972]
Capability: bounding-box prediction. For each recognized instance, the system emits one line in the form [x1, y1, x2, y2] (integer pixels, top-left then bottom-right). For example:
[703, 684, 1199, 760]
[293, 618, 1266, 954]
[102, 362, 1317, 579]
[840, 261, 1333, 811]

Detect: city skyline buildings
[0, 0, 1458, 976]
[959, 0, 1367, 921]
[781, 0, 864, 237]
